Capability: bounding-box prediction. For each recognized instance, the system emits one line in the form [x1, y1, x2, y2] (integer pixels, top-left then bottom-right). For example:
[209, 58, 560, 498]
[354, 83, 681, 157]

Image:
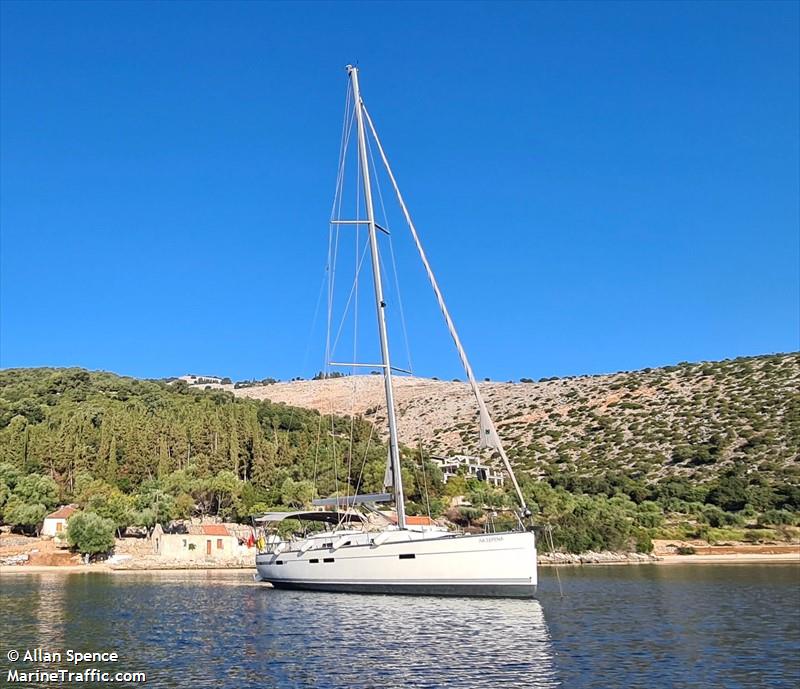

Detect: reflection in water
[34, 575, 67, 650]
[252, 592, 558, 689]
[1, 572, 557, 689]
[1, 566, 798, 689]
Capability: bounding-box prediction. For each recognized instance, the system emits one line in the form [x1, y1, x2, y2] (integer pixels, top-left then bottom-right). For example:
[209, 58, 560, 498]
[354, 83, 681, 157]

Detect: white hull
[256, 530, 537, 598]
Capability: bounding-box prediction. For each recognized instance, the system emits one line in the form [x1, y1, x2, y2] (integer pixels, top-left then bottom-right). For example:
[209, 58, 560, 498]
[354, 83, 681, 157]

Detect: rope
[545, 523, 564, 599]
[339, 414, 377, 530]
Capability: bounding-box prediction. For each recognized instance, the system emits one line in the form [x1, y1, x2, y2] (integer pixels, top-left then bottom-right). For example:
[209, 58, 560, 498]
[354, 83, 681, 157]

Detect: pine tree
[157, 435, 171, 478]
[106, 435, 118, 486]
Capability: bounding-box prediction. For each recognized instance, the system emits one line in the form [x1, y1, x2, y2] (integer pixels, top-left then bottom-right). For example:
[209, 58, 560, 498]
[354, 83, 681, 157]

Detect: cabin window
[217, 539, 223, 550]
[309, 559, 319, 564]
[399, 553, 416, 560]
[323, 558, 335, 563]
[275, 560, 284, 565]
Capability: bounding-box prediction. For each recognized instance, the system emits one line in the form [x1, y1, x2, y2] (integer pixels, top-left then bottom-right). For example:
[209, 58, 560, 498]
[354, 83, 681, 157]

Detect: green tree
[173, 493, 195, 519]
[211, 470, 242, 517]
[133, 488, 175, 526]
[66, 511, 116, 557]
[281, 478, 315, 508]
[0, 462, 21, 489]
[12, 474, 59, 510]
[1, 474, 59, 533]
[105, 435, 119, 485]
[706, 471, 750, 512]
[86, 489, 133, 537]
[0, 481, 10, 513]
[3, 498, 47, 534]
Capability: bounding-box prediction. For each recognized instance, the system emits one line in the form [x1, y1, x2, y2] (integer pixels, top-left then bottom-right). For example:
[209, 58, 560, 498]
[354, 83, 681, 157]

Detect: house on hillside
[430, 455, 504, 487]
[151, 523, 245, 560]
[41, 505, 78, 537]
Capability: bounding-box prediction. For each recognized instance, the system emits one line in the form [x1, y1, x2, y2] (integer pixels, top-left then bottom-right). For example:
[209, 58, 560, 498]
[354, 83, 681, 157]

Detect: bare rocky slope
[202, 353, 799, 487]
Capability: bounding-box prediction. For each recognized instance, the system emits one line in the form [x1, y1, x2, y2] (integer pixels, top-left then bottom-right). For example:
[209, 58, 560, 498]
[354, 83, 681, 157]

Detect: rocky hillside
[213, 353, 800, 487]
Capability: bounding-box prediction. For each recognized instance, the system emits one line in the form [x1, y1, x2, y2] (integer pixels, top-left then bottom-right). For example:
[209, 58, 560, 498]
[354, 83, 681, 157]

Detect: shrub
[66, 512, 116, 556]
[759, 509, 798, 526]
[635, 531, 653, 553]
[2, 498, 47, 534]
[706, 472, 750, 512]
[676, 545, 696, 555]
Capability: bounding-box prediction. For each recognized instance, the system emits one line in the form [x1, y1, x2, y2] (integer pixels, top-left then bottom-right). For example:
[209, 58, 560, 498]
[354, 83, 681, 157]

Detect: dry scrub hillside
[214, 353, 799, 486]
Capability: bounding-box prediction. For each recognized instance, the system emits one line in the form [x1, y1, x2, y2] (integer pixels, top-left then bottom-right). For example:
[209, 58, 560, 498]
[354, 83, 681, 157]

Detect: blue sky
[1, 1, 798, 382]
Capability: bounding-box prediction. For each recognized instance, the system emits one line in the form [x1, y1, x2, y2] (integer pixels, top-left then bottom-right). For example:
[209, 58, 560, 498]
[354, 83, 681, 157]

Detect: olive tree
[66, 512, 116, 558]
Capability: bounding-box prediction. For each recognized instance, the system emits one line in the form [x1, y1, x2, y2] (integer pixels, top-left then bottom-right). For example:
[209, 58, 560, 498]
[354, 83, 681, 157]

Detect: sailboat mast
[347, 65, 407, 530]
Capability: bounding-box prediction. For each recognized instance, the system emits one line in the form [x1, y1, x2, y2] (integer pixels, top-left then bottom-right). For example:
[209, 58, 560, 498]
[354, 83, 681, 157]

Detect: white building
[151, 523, 250, 560]
[41, 505, 78, 537]
[430, 455, 504, 487]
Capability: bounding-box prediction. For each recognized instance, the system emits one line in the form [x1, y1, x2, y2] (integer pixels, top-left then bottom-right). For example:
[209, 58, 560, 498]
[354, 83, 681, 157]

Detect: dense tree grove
[0, 367, 797, 554]
[0, 368, 396, 526]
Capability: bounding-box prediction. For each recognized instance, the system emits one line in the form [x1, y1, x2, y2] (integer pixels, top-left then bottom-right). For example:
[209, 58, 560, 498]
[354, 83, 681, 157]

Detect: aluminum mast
[347, 65, 407, 530]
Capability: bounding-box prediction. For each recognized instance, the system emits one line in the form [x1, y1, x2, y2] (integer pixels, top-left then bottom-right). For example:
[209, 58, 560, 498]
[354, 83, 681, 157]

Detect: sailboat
[254, 66, 537, 597]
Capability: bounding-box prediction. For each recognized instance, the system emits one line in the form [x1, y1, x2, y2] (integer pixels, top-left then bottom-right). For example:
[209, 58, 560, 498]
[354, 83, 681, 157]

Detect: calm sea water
[1, 565, 798, 688]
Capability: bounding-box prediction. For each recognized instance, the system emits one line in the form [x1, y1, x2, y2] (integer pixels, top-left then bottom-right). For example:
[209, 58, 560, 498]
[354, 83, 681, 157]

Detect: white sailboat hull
[255, 530, 537, 598]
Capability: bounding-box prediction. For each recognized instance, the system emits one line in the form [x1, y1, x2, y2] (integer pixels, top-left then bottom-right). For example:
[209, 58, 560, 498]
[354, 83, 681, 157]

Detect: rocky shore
[3, 532, 797, 573]
[109, 557, 253, 571]
[538, 551, 659, 565]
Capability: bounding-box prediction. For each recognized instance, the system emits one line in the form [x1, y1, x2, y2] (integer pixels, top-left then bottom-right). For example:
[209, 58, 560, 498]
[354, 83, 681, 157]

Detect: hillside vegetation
[0, 369, 395, 533]
[0, 354, 798, 554]
[230, 353, 800, 493]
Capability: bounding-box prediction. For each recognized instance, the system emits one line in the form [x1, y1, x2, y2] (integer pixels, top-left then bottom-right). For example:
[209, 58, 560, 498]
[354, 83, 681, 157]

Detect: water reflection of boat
[254, 66, 537, 597]
[256, 591, 559, 688]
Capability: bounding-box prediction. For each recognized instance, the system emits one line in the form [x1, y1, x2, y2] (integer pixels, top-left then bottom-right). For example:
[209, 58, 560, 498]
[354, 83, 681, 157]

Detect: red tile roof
[389, 515, 436, 526]
[46, 505, 77, 520]
[199, 524, 230, 536]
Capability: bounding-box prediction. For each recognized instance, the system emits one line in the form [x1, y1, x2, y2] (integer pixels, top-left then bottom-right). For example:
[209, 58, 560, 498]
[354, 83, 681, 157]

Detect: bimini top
[254, 510, 366, 525]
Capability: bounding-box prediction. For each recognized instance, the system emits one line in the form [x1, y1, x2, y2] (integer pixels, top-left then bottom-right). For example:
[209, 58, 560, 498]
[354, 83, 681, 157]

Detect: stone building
[41, 505, 78, 537]
[151, 523, 243, 560]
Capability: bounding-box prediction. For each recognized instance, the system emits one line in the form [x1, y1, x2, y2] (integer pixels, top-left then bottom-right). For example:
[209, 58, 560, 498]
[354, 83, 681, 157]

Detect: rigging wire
[329, 239, 370, 356]
[284, 259, 329, 446]
[361, 104, 529, 514]
[345, 122, 364, 506]
[322, 80, 356, 504]
[417, 438, 433, 521]
[349, 407, 378, 506]
[365, 130, 415, 375]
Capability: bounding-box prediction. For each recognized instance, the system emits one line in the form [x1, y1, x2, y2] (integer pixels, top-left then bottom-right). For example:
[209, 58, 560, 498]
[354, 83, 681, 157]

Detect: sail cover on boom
[311, 493, 393, 508]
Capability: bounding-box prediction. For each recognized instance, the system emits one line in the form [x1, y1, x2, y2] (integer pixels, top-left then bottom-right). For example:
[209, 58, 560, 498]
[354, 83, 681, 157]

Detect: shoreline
[2, 552, 798, 574]
[656, 552, 800, 565]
